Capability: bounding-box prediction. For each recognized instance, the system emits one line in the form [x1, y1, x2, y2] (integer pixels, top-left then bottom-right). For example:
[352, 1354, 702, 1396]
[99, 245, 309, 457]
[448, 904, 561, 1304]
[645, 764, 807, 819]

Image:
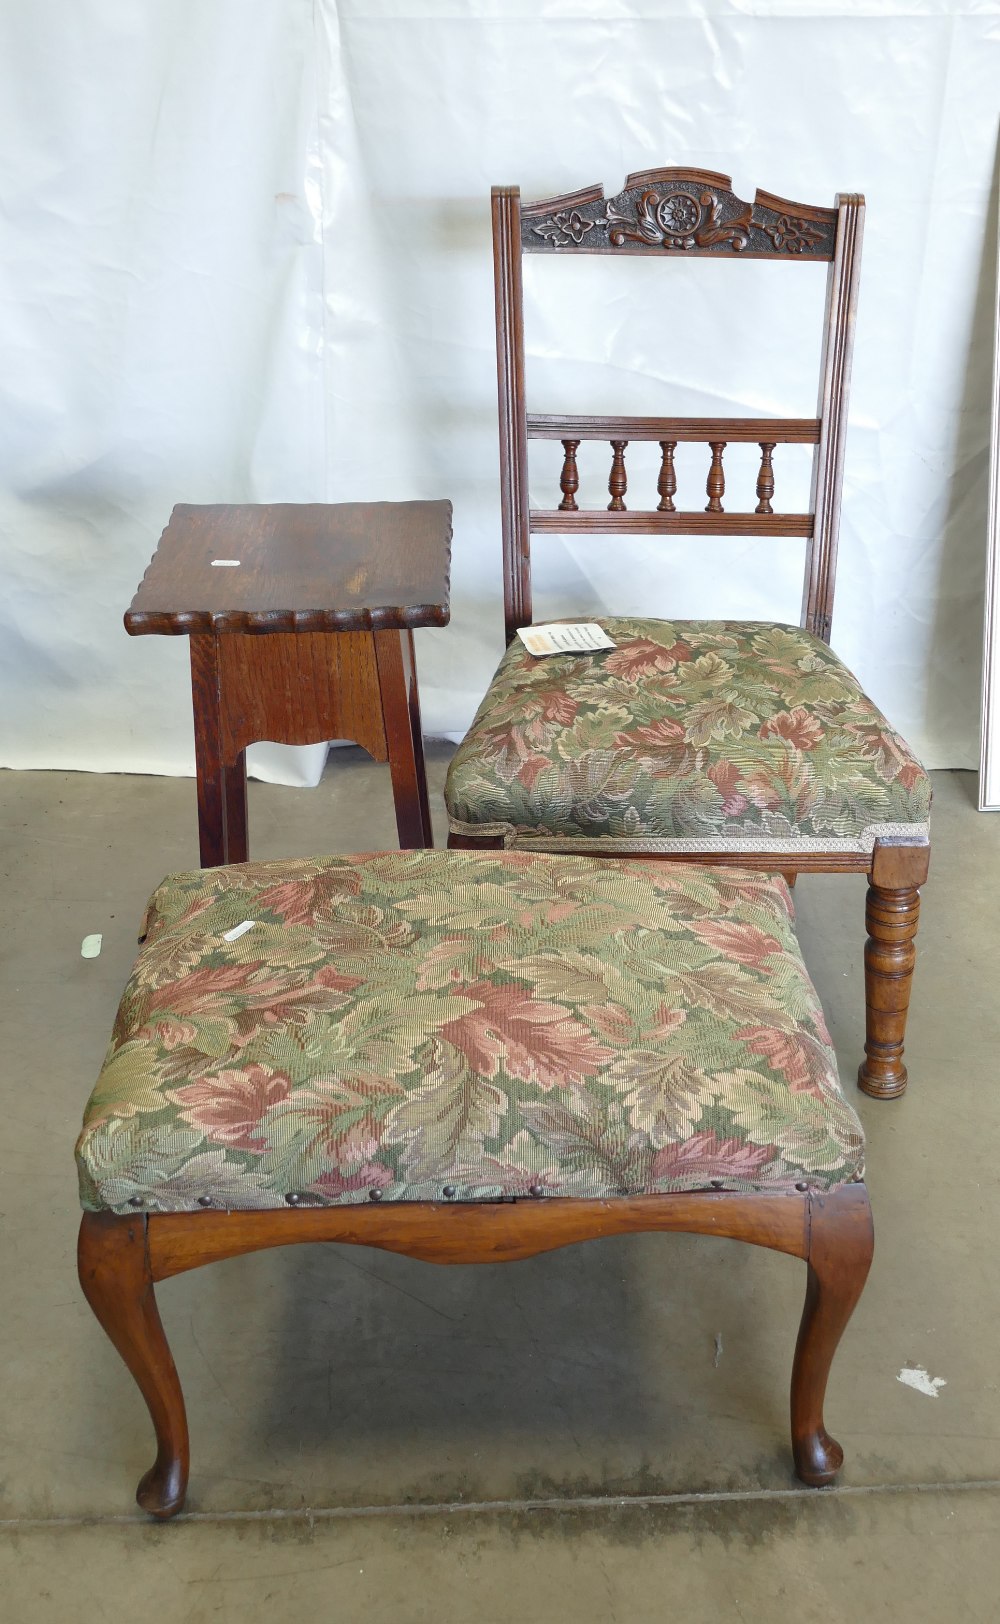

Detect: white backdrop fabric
[2, 1, 998, 785]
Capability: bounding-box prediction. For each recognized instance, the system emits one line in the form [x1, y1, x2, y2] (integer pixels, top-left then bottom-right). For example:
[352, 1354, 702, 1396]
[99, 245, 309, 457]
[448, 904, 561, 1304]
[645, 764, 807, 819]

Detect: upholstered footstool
[77, 850, 872, 1517]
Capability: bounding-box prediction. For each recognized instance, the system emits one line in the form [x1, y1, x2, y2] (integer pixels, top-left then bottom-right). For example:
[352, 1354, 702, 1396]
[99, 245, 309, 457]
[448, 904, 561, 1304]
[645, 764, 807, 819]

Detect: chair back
[492, 168, 864, 644]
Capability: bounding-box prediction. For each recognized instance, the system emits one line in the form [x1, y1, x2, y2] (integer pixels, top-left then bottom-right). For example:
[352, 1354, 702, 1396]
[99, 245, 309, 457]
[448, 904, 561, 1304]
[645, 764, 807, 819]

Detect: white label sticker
[80, 933, 103, 958]
[516, 623, 617, 657]
[223, 920, 256, 942]
[211, 559, 241, 567]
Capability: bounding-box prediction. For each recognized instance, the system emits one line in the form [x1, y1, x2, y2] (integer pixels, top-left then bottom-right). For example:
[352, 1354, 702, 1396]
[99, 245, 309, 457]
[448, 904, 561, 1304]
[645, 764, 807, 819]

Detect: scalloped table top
[125, 501, 453, 636]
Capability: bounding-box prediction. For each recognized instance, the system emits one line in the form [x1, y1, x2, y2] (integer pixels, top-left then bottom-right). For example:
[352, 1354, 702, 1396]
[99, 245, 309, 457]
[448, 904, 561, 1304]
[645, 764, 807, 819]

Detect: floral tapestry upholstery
[444, 619, 930, 854]
[77, 850, 864, 1213]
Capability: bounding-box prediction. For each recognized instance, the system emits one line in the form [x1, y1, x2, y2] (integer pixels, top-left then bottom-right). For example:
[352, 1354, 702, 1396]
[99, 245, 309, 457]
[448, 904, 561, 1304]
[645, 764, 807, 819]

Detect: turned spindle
[858, 882, 921, 1100]
[755, 442, 776, 515]
[656, 441, 677, 513]
[607, 441, 628, 511]
[705, 441, 726, 514]
[558, 439, 580, 512]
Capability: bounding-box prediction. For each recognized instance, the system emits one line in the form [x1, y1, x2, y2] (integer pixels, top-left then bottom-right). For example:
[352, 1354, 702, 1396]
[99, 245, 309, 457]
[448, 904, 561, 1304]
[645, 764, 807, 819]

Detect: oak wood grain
[216, 631, 389, 763]
[126, 501, 453, 636]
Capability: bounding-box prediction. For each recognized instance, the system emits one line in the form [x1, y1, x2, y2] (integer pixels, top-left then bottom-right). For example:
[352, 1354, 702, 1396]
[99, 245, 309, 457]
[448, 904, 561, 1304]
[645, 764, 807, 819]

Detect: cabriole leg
[78, 1213, 189, 1519]
[791, 1185, 874, 1486]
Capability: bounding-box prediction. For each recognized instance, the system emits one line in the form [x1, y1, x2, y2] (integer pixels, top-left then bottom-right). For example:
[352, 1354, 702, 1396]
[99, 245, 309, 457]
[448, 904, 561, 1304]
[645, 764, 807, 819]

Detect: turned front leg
[858, 882, 919, 1098]
[857, 843, 928, 1100]
[791, 1185, 874, 1486]
[78, 1213, 189, 1518]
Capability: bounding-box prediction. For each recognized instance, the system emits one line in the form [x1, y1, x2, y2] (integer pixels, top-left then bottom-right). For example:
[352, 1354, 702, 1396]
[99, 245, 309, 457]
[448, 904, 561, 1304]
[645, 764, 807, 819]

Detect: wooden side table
[126, 501, 452, 865]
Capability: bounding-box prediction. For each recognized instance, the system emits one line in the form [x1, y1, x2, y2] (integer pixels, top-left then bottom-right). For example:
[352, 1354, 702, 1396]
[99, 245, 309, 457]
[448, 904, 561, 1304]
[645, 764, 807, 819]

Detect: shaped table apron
[188, 626, 432, 864]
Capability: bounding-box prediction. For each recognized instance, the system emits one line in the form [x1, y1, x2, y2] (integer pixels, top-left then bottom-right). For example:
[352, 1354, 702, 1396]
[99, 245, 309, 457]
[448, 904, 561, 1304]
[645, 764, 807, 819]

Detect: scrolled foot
[793, 1425, 844, 1487]
[137, 1451, 188, 1519]
[790, 1186, 873, 1487]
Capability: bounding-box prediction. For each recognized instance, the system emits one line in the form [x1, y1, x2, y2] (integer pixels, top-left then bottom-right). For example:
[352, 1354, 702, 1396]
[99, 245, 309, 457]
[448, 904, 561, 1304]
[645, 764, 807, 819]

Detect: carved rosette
[524, 180, 836, 258]
[603, 189, 752, 252]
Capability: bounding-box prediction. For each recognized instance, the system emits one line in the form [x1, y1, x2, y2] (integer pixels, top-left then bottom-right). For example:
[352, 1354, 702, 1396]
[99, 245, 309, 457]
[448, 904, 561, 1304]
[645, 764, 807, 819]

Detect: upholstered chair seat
[445, 620, 930, 857]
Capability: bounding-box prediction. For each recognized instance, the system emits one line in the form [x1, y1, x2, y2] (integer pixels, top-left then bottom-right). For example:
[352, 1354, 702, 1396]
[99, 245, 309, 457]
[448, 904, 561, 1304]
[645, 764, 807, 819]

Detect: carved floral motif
[530, 208, 596, 247]
[760, 214, 826, 254]
[524, 183, 835, 257]
[601, 189, 753, 252]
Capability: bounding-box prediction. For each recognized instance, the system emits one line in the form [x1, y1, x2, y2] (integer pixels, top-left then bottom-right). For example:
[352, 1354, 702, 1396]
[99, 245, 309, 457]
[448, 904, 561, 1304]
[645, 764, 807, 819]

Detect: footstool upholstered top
[76, 851, 864, 1213]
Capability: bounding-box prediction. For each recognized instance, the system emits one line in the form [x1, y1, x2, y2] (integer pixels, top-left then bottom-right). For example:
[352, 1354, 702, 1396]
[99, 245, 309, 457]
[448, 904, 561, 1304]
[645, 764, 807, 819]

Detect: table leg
[374, 628, 434, 848]
[224, 752, 249, 864]
[190, 635, 247, 867]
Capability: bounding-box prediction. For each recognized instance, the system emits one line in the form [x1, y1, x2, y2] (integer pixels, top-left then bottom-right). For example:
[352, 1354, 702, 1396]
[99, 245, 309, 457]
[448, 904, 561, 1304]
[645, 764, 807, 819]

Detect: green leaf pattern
[76, 851, 864, 1212]
[444, 620, 930, 848]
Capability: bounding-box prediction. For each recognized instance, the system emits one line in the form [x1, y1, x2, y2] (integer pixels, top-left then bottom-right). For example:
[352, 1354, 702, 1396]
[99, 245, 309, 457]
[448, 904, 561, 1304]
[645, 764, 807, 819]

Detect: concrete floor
[0, 754, 998, 1621]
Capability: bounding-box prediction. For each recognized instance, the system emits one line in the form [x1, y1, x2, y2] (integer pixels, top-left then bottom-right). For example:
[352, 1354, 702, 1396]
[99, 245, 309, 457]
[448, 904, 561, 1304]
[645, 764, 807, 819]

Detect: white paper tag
[80, 933, 103, 959]
[223, 920, 256, 942]
[211, 559, 241, 567]
[516, 623, 617, 657]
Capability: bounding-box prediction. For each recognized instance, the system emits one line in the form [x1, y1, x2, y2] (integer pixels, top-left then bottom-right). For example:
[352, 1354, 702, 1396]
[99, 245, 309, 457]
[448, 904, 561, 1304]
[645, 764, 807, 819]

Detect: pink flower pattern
[77, 850, 864, 1213]
[445, 619, 930, 847]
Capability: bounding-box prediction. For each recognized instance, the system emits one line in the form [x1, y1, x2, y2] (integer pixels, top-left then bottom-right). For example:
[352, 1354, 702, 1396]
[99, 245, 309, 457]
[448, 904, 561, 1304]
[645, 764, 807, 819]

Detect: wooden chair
[444, 170, 931, 1099]
[77, 848, 873, 1516]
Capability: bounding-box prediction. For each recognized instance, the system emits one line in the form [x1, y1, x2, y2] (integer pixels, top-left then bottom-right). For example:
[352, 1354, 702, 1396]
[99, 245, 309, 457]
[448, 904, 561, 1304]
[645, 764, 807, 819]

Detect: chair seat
[76, 850, 864, 1213]
[445, 619, 931, 855]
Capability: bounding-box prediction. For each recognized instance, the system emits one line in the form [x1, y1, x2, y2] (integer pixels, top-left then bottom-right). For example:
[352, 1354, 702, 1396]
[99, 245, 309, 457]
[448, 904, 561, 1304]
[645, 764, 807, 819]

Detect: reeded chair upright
[445, 169, 931, 1099]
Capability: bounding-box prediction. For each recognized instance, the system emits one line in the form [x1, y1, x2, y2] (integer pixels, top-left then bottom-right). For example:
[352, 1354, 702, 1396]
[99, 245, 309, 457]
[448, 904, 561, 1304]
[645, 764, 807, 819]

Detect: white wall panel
[1, 2, 997, 781]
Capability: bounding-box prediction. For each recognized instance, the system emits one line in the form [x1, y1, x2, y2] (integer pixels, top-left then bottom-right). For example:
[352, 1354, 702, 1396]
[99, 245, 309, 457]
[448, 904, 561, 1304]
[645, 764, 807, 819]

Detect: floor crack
[2, 1476, 999, 1532]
